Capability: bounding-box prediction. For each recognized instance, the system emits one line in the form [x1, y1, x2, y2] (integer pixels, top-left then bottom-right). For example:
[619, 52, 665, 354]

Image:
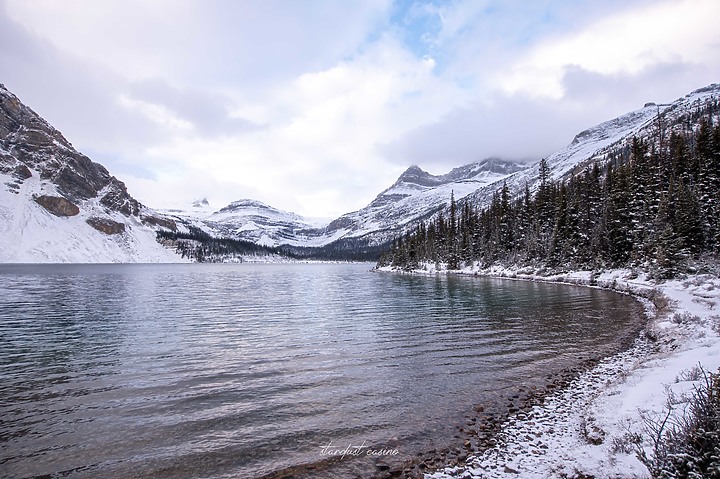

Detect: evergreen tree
[379, 95, 719, 277]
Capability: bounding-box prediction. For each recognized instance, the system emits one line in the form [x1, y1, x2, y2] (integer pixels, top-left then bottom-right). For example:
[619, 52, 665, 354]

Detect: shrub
[672, 311, 702, 325]
[637, 367, 720, 478]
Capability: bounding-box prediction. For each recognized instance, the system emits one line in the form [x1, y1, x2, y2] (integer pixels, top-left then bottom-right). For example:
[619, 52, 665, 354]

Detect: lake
[0, 263, 644, 478]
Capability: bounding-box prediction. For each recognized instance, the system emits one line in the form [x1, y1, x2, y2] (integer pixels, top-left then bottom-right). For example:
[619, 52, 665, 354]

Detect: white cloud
[118, 95, 194, 132]
[3, 0, 391, 87]
[128, 36, 467, 217]
[494, 0, 720, 98]
[2, 0, 719, 219]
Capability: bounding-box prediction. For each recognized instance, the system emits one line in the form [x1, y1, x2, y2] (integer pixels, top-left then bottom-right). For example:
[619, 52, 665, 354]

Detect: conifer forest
[379, 101, 720, 279]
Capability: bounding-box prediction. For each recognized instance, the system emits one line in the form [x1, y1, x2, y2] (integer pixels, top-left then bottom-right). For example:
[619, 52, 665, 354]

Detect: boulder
[34, 195, 80, 217]
[86, 217, 126, 235]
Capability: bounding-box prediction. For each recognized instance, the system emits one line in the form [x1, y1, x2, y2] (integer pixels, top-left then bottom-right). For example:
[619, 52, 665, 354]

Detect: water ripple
[0, 263, 642, 478]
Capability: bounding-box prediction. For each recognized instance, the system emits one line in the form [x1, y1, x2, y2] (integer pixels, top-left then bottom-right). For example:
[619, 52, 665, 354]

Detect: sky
[1, 0, 719, 219]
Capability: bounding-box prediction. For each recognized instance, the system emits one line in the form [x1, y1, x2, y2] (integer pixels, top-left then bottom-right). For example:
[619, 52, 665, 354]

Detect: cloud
[3, 0, 391, 87]
[490, 0, 720, 99]
[381, 0, 720, 172]
[0, 3, 164, 151]
[126, 79, 260, 136]
[382, 59, 718, 173]
[1, 0, 719, 218]
[131, 36, 462, 217]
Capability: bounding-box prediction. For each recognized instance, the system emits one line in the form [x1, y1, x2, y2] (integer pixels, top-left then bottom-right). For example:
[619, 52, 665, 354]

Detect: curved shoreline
[375, 266, 655, 478]
[378, 265, 720, 479]
[260, 268, 649, 479]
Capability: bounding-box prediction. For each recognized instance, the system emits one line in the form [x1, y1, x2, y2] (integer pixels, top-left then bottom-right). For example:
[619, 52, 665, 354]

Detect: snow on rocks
[377, 265, 720, 479]
[427, 335, 655, 479]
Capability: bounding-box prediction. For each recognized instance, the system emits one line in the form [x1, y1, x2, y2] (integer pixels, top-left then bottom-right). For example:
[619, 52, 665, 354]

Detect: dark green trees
[379, 101, 720, 278]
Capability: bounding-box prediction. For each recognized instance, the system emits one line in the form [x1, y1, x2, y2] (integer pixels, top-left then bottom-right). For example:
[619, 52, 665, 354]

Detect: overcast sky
[1, 0, 719, 218]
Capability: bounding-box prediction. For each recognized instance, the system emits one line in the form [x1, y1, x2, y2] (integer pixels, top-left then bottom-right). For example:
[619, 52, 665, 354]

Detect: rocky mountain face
[163, 198, 324, 247]
[0, 86, 139, 217]
[167, 79, 719, 256]
[322, 158, 527, 245]
[198, 84, 720, 256]
[0, 84, 182, 262]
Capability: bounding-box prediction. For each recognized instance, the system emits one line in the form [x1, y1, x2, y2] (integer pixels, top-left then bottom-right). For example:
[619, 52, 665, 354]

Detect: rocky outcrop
[34, 195, 80, 216]
[0, 84, 139, 215]
[0, 84, 185, 263]
[12, 164, 32, 181]
[86, 217, 126, 235]
[142, 214, 177, 231]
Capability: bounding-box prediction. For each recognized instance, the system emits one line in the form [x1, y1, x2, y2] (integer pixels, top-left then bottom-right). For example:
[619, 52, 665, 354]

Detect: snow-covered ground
[0, 171, 186, 263]
[378, 264, 720, 479]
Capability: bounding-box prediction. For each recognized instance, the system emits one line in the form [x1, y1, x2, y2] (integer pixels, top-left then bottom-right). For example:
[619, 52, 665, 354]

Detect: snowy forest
[379, 103, 720, 279]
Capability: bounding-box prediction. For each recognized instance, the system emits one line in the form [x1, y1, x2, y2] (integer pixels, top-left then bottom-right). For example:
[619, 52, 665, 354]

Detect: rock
[13, 164, 32, 180]
[34, 195, 80, 216]
[2, 86, 142, 215]
[142, 214, 177, 231]
[504, 465, 520, 474]
[86, 217, 126, 235]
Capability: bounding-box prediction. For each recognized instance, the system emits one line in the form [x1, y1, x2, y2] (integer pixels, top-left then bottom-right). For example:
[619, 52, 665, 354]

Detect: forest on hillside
[379, 102, 720, 279]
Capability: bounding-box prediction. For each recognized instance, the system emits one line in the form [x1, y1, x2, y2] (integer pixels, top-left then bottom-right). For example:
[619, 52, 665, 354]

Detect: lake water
[0, 263, 644, 478]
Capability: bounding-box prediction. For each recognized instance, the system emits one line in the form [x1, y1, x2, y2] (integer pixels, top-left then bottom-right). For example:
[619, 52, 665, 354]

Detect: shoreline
[378, 264, 720, 479]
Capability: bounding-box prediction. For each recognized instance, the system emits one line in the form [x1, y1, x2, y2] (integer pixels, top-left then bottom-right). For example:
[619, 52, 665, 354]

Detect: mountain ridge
[2, 82, 718, 262]
[0, 83, 184, 263]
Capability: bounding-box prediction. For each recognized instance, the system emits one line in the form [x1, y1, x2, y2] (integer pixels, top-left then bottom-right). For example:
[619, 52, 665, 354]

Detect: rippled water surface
[0, 263, 643, 478]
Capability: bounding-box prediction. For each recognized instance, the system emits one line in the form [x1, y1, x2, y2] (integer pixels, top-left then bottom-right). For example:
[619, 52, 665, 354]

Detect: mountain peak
[397, 165, 436, 186]
[0, 84, 182, 262]
[192, 197, 210, 208]
[219, 199, 274, 213]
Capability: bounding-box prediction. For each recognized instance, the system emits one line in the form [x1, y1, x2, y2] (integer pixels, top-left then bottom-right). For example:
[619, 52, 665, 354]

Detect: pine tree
[605, 164, 634, 266]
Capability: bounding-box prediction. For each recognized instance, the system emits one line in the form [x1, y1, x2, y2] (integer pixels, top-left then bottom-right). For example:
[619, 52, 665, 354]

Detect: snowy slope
[0, 84, 185, 263]
[161, 198, 324, 247]
[166, 159, 526, 249]
[179, 85, 720, 253]
[0, 172, 182, 263]
[3, 81, 718, 261]
[468, 83, 720, 207]
[322, 158, 527, 246]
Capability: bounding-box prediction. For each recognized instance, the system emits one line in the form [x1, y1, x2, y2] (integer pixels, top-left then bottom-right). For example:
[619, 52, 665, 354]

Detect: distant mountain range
[160, 158, 526, 251]
[1, 82, 718, 262]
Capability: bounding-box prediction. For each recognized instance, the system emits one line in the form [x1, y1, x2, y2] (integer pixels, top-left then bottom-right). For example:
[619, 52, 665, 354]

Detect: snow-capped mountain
[321, 158, 527, 246]
[162, 198, 324, 247]
[466, 83, 720, 207]
[163, 158, 527, 250]
[0, 84, 183, 263]
[163, 80, 720, 254]
[2, 82, 718, 262]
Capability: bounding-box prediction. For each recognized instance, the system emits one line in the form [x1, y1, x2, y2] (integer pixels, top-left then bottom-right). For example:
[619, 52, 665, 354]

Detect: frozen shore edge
[376, 264, 720, 479]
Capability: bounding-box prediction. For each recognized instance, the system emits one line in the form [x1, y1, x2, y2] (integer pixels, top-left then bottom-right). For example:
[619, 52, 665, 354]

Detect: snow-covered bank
[377, 264, 720, 478]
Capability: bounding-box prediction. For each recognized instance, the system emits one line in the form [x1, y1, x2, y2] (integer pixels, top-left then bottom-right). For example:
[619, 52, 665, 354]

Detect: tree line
[379, 105, 720, 279]
[157, 227, 285, 262]
[157, 227, 386, 262]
